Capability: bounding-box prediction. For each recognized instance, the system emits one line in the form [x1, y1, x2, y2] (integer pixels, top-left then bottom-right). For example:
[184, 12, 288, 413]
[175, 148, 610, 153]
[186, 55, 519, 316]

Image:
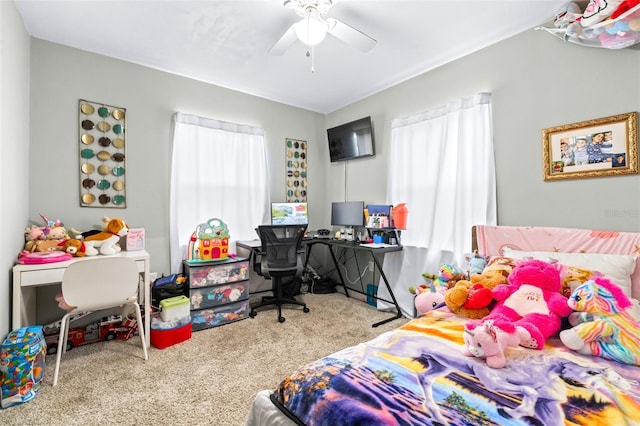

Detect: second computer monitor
[331, 201, 364, 227]
[271, 202, 308, 225]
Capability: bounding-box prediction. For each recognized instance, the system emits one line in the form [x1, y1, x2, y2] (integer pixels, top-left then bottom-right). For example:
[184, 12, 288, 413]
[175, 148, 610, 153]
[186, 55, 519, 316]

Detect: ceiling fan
[269, 0, 377, 55]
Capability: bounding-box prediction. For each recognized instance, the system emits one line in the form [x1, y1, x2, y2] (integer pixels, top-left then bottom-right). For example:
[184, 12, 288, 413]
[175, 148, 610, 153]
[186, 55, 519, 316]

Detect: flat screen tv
[327, 116, 375, 162]
[331, 201, 364, 227]
[271, 202, 308, 225]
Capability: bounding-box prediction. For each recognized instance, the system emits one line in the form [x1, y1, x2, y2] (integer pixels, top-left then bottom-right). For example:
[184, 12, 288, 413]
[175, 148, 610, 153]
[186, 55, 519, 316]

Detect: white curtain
[380, 93, 496, 317]
[169, 112, 270, 273]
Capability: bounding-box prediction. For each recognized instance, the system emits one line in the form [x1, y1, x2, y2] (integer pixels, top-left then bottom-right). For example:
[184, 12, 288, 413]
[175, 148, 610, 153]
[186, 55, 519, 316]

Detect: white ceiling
[14, 0, 564, 113]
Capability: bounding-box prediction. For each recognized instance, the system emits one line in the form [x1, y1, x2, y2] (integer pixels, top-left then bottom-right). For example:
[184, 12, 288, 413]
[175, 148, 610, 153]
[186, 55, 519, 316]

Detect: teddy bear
[81, 218, 129, 255]
[57, 238, 88, 257]
[473, 258, 573, 351]
[444, 269, 507, 319]
[560, 276, 640, 366]
[462, 319, 529, 368]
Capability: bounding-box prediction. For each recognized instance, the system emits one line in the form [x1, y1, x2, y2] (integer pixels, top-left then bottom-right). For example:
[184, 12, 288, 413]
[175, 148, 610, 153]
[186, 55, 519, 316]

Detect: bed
[245, 225, 640, 426]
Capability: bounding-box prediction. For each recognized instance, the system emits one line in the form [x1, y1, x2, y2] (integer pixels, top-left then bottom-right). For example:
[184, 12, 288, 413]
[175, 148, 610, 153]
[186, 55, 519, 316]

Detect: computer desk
[303, 238, 403, 328]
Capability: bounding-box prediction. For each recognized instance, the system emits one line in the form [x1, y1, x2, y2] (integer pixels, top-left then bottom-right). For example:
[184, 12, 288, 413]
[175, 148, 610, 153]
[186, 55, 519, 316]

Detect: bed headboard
[473, 225, 640, 299]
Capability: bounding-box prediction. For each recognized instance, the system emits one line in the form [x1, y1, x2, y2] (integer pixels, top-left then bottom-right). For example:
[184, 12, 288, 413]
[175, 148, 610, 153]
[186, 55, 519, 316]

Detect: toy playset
[186, 218, 230, 262]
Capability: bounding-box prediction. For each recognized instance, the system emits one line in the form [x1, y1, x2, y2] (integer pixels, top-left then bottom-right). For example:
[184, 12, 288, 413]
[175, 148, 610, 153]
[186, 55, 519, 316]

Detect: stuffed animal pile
[19, 215, 130, 258]
[560, 276, 640, 366]
[22, 214, 69, 253]
[442, 255, 514, 320]
[470, 258, 573, 351]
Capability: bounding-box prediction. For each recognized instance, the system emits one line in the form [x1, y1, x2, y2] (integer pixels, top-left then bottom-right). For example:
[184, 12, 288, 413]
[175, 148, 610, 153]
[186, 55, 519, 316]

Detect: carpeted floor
[0, 293, 408, 426]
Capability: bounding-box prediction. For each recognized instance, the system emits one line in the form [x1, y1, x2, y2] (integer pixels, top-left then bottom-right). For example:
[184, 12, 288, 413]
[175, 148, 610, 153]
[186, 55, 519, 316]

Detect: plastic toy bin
[160, 295, 190, 322]
[150, 314, 191, 349]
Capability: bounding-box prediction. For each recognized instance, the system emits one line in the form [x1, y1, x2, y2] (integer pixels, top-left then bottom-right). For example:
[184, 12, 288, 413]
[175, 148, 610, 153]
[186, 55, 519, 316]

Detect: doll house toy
[1, 326, 46, 409]
[186, 218, 230, 262]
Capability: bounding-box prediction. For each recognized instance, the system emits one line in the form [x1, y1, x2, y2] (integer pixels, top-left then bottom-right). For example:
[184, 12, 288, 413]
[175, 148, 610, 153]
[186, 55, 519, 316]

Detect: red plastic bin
[150, 321, 191, 349]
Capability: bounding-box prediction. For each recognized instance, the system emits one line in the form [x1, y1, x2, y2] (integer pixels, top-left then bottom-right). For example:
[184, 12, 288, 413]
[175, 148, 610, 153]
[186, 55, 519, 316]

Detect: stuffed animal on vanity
[24, 225, 47, 251]
[560, 277, 640, 366]
[82, 218, 129, 255]
[472, 258, 573, 350]
[58, 238, 88, 257]
[462, 319, 528, 368]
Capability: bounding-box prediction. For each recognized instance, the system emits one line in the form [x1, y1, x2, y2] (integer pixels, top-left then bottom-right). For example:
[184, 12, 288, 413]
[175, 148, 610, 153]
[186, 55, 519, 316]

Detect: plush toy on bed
[409, 283, 445, 315]
[474, 258, 573, 350]
[559, 277, 640, 366]
[421, 264, 466, 291]
[462, 319, 528, 368]
[444, 269, 507, 319]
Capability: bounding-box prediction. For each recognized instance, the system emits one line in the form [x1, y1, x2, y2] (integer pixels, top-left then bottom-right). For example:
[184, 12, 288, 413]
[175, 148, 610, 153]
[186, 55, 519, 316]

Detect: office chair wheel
[278, 316, 285, 323]
[303, 307, 310, 313]
[249, 310, 257, 318]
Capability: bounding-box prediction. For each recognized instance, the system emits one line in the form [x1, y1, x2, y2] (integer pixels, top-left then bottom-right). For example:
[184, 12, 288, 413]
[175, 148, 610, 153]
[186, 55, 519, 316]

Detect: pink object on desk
[17, 251, 73, 265]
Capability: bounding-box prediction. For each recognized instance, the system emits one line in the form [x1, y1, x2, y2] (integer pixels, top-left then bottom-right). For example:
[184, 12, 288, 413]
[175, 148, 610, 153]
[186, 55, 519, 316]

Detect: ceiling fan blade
[269, 26, 298, 55]
[326, 18, 376, 53]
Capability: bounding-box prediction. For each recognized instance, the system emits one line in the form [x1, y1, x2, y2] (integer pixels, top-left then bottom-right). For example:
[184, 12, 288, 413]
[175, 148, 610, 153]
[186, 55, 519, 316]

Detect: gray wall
[1, 1, 31, 339]
[28, 39, 327, 278]
[3, 5, 640, 336]
[328, 29, 640, 233]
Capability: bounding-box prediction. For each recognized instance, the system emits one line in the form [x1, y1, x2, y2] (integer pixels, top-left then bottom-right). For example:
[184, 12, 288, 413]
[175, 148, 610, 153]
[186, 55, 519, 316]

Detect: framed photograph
[542, 112, 638, 181]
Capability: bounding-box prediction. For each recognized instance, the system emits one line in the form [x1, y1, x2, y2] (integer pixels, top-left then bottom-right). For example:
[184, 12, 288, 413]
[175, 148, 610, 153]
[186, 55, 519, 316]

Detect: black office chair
[249, 224, 309, 323]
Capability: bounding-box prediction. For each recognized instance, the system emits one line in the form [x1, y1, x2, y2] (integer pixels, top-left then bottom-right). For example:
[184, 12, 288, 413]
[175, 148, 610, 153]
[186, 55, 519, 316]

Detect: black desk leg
[328, 245, 350, 298]
[370, 253, 403, 328]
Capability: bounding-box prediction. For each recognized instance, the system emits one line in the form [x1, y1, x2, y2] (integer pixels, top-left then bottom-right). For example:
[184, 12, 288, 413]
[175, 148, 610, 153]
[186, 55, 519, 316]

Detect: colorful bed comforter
[271, 309, 640, 425]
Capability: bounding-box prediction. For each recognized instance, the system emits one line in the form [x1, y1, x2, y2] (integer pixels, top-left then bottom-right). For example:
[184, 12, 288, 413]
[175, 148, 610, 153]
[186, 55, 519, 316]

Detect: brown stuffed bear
[444, 269, 508, 319]
[58, 238, 87, 257]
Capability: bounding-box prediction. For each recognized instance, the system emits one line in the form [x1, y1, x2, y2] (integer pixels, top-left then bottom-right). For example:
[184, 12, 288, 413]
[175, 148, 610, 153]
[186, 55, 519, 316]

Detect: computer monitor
[331, 201, 364, 227]
[271, 202, 308, 225]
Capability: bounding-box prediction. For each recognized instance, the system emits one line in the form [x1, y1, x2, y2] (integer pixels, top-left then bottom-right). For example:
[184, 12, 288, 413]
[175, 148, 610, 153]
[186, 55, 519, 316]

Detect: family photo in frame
[542, 112, 638, 181]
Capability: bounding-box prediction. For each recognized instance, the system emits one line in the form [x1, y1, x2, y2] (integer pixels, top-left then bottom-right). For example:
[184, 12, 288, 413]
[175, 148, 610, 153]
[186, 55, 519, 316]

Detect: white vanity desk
[12, 250, 151, 348]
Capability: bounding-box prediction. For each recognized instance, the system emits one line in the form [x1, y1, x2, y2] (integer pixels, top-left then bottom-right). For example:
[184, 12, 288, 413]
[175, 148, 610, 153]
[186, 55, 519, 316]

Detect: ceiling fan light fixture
[293, 14, 327, 46]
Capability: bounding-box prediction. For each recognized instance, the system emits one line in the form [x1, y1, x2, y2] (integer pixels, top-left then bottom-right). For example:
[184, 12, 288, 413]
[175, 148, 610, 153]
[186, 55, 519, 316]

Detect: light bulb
[293, 14, 328, 46]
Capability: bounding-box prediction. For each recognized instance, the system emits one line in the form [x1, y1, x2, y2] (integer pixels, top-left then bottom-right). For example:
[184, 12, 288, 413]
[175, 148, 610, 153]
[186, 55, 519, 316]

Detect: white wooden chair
[52, 257, 148, 386]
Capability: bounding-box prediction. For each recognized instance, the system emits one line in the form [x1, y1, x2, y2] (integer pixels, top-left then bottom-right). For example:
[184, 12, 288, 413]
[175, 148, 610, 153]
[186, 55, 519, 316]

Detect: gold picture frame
[542, 112, 638, 181]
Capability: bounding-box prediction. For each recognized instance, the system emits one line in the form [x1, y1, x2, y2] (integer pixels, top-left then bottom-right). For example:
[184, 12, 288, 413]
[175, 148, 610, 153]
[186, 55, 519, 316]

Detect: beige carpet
[0, 293, 408, 426]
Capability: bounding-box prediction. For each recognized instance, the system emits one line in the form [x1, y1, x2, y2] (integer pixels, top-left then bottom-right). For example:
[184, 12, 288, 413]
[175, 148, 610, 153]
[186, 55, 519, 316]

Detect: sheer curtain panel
[170, 113, 270, 273]
[381, 93, 496, 317]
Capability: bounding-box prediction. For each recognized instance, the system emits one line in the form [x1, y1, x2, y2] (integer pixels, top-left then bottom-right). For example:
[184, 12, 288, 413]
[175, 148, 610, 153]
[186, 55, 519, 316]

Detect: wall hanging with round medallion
[285, 138, 307, 202]
[78, 99, 127, 208]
